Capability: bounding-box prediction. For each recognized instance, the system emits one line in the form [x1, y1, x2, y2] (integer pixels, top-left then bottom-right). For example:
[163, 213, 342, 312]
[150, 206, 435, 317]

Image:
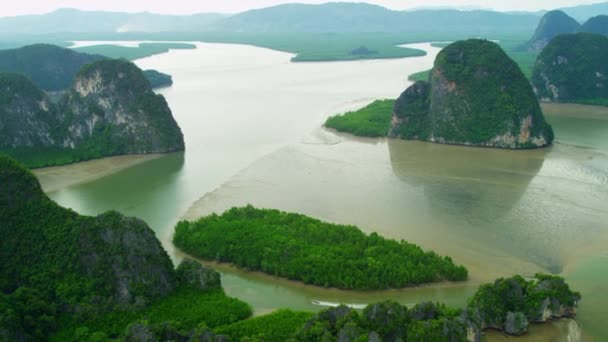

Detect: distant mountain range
[0, 2, 606, 37]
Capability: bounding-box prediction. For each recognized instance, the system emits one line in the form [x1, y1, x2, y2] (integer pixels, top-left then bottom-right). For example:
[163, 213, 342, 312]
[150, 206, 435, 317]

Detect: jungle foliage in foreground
[0, 154, 250, 341]
[324, 99, 394, 137]
[173, 205, 468, 290]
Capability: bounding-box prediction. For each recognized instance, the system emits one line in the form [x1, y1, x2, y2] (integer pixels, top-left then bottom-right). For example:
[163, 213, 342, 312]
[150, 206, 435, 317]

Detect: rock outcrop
[580, 15, 608, 36]
[0, 59, 184, 167]
[0, 73, 58, 149]
[60, 59, 184, 154]
[389, 39, 554, 149]
[463, 275, 581, 339]
[176, 259, 222, 292]
[532, 33, 608, 105]
[527, 10, 580, 52]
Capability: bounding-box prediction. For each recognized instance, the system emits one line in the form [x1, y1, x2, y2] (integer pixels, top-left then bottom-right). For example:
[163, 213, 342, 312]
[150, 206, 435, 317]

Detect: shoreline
[34, 153, 168, 193]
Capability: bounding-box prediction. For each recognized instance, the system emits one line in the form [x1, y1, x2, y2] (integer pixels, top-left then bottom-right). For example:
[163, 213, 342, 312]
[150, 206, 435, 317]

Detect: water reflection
[388, 140, 546, 226]
[387, 139, 563, 271]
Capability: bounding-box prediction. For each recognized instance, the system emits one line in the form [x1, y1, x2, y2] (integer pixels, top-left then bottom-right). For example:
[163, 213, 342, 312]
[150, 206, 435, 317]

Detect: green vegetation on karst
[0, 59, 184, 168]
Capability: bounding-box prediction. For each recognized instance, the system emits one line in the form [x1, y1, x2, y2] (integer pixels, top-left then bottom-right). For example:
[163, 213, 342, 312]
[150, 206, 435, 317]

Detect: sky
[0, 0, 602, 17]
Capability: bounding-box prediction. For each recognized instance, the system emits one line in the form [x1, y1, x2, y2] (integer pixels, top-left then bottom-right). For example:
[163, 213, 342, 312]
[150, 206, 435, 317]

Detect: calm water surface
[35, 43, 608, 341]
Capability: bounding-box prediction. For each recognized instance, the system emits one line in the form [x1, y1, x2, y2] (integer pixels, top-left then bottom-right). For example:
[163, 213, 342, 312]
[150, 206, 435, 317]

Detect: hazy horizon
[0, 0, 602, 18]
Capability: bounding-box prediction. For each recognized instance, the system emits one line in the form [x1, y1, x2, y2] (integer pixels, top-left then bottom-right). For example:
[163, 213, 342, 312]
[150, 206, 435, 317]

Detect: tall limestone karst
[0, 59, 184, 167]
[390, 39, 554, 149]
[532, 33, 608, 105]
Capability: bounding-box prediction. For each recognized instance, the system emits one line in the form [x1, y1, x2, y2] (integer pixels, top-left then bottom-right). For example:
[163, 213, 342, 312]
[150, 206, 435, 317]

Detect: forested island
[326, 39, 554, 149]
[174, 206, 468, 289]
[0, 59, 184, 168]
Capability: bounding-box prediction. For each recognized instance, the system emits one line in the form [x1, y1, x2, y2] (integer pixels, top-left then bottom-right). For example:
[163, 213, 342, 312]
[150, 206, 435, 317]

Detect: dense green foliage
[0, 154, 251, 340]
[532, 33, 608, 106]
[75, 43, 196, 61]
[0, 44, 103, 91]
[0, 58, 184, 168]
[143, 69, 173, 89]
[52, 286, 252, 340]
[174, 206, 468, 290]
[526, 10, 581, 52]
[215, 310, 313, 342]
[293, 301, 466, 342]
[580, 15, 608, 36]
[324, 100, 394, 137]
[391, 81, 432, 140]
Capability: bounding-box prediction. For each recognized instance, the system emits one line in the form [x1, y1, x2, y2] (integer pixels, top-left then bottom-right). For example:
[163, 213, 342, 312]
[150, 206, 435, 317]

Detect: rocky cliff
[580, 15, 608, 36]
[390, 39, 554, 149]
[463, 274, 581, 340]
[60, 59, 184, 154]
[532, 33, 608, 106]
[0, 73, 58, 149]
[0, 59, 184, 167]
[527, 10, 580, 52]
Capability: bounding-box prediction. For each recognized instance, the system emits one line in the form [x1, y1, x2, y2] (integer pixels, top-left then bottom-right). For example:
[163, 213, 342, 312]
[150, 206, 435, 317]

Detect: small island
[173, 205, 468, 290]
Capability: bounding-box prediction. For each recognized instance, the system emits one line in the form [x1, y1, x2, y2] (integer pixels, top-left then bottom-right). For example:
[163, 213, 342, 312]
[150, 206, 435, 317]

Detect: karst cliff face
[0, 73, 59, 148]
[390, 39, 554, 149]
[0, 59, 184, 167]
[532, 33, 608, 105]
[60, 59, 185, 153]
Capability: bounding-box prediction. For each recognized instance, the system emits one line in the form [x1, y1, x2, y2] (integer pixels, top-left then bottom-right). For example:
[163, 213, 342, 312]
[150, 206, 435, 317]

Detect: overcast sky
[0, 0, 601, 17]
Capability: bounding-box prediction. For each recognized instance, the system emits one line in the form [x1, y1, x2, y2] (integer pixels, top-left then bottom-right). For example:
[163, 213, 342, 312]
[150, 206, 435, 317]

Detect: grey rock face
[504, 312, 529, 336]
[176, 259, 222, 291]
